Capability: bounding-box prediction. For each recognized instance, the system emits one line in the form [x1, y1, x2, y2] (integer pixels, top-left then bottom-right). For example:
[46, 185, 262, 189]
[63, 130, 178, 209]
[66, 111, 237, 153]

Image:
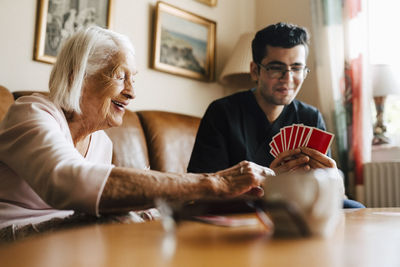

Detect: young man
[189, 22, 335, 174]
[188, 22, 364, 208]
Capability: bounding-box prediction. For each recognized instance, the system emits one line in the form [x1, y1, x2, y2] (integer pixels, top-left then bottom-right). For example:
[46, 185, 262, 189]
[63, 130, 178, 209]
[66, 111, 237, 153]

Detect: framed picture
[195, 0, 218, 7]
[152, 1, 216, 81]
[34, 0, 114, 64]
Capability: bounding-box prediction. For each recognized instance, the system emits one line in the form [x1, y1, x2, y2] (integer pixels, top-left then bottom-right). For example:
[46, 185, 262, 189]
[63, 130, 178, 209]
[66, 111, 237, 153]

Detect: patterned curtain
[311, 0, 372, 201]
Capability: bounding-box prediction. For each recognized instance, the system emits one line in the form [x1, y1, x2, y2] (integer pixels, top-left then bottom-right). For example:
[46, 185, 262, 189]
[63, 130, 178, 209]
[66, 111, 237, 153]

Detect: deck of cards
[269, 124, 334, 158]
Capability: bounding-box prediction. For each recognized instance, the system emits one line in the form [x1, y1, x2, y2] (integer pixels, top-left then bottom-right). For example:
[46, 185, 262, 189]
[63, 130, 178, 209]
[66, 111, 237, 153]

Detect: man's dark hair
[251, 22, 310, 64]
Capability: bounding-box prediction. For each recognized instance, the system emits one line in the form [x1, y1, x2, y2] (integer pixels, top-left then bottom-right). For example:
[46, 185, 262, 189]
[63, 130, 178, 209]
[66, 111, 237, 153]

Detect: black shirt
[187, 89, 327, 173]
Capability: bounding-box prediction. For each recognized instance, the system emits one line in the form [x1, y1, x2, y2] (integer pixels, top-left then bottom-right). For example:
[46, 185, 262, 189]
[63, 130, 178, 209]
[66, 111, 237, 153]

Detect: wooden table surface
[1, 208, 400, 267]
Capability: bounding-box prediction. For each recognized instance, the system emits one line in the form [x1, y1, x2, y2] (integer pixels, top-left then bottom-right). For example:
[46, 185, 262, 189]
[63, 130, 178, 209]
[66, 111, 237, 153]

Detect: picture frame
[34, 0, 114, 64]
[152, 1, 216, 81]
[195, 0, 218, 7]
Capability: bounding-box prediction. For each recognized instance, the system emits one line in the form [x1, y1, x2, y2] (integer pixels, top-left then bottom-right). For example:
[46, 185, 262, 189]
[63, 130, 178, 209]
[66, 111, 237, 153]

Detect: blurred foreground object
[170, 168, 343, 238]
[263, 168, 343, 237]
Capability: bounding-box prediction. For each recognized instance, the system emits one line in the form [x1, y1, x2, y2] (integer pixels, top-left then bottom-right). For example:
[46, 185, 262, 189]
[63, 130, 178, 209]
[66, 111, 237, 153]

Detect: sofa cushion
[137, 111, 200, 173]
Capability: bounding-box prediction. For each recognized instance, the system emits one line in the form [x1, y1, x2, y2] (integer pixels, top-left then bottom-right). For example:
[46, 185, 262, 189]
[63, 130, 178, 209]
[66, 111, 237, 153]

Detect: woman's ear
[250, 61, 259, 83]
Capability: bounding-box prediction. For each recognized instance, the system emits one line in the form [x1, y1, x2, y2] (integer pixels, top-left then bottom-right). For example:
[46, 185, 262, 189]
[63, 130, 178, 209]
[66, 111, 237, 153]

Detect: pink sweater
[0, 94, 113, 228]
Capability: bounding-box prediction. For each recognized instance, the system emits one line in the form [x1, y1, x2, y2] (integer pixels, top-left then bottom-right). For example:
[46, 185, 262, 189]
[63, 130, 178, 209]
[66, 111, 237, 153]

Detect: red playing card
[280, 128, 286, 151]
[283, 126, 293, 151]
[270, 147, 278, 158]
[269, 140, 279, 157]
[273, 143, 279, 156]
[305, 128, 334, 154]
[300, 126, 312, 147]
[293, 124, 304, 148]
[273, 133, 284, 154]
[288, 124, 300, 150]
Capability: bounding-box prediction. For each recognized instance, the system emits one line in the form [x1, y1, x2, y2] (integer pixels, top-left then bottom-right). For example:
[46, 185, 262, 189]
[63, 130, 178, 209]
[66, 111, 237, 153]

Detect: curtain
[311, 0, 372, 202]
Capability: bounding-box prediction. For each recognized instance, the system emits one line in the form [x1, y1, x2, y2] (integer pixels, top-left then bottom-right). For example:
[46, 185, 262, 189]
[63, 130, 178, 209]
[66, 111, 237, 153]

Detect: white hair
[49, 26, 135, 114]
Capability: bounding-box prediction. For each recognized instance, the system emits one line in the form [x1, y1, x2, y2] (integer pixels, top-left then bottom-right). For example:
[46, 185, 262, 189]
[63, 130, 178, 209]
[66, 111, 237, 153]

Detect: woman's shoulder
[2, 93, 67, 130]
[13, 93, 64, 117]
[15, 93, 56, 110]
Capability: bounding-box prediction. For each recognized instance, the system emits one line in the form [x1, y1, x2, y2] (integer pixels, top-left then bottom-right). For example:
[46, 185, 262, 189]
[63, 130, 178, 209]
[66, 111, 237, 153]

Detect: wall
[255, 0, 320, 110]
[0, 0, 255, 117]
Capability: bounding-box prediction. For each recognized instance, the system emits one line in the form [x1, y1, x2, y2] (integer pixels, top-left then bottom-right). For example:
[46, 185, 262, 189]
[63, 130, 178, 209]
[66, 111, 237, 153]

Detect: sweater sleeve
[0, 96, 113, 215]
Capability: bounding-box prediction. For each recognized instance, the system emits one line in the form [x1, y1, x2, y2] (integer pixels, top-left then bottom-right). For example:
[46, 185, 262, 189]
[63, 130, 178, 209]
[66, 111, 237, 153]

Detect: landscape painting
[152, 2, 216, 81]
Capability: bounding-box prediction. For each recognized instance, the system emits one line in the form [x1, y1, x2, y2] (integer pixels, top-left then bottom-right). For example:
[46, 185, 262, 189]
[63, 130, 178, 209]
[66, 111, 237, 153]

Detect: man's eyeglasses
[257, 63, 310, 80]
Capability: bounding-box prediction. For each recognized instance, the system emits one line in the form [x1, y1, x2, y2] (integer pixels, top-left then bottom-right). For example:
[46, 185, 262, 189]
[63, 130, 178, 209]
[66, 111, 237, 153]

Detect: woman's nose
[122, 86, 135, 100]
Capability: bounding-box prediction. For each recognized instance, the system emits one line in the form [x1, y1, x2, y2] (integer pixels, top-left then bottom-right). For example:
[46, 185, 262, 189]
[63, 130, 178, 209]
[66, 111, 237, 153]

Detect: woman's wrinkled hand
[214, 161, 275, 198]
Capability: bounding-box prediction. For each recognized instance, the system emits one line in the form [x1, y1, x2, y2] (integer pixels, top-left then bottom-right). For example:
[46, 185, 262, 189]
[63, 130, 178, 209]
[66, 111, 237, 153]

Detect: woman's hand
[214, 161, 275, 198]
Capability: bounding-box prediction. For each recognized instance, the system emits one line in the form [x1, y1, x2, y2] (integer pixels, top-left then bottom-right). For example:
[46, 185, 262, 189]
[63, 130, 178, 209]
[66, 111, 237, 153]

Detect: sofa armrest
[0, 85, 14, 122]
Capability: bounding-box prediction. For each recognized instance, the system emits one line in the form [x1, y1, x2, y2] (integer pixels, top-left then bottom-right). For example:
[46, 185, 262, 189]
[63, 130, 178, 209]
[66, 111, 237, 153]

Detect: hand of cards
[269, 124, 334, 157]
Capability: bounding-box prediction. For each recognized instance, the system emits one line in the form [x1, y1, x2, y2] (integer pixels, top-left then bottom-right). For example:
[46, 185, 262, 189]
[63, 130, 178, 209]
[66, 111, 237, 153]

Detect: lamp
[372, 64, 400, 145]
[219, 32, 255, 89]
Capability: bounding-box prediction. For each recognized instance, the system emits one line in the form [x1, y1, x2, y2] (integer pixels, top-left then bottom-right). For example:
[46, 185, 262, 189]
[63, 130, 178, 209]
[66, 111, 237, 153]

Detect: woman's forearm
[98, 167, 216, 213]
[99, 160, 266, 214]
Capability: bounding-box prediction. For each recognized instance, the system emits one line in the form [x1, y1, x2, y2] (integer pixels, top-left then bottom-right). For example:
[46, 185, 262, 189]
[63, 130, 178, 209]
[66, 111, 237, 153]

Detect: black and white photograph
[34, 0, 113, 64]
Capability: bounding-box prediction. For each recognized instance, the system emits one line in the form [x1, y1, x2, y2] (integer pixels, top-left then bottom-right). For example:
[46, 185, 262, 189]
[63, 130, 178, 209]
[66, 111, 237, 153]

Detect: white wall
[0, 0, 255, 117]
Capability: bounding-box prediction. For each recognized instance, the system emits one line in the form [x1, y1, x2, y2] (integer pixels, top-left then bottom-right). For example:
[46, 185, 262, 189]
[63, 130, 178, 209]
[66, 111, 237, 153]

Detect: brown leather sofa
[1, 86, 201, 173]
[0, 86, 14, 122]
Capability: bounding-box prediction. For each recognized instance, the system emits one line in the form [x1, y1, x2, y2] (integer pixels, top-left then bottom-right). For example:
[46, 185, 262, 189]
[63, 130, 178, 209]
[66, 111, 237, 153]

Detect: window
[368, 0, 400, 145]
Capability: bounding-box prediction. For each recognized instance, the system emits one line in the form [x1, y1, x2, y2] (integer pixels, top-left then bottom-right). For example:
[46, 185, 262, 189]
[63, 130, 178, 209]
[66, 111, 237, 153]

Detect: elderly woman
[0, 26, 271, 238]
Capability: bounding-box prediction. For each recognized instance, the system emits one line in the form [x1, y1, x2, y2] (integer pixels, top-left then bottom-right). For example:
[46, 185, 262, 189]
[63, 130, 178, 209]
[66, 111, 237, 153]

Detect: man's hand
[270, 148, 311, 175]
[299, 147, 336, 169]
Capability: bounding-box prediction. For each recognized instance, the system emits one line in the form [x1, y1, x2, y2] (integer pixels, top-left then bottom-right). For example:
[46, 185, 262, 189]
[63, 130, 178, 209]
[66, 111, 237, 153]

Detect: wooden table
[1, 208, 400, 267]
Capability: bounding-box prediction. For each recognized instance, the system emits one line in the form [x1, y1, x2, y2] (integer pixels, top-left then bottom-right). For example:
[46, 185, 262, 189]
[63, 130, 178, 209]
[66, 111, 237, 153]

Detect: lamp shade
[372, 64, 400, 97]
[219, 32, 254, 89]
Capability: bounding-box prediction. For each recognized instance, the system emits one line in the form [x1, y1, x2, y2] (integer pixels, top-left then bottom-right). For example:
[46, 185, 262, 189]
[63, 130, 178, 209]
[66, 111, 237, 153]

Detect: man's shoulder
[209, 90, 253, 109]
[202, 90, 254, 124]
[291, 100, 325, 127]
[291, 99, 321, 114]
